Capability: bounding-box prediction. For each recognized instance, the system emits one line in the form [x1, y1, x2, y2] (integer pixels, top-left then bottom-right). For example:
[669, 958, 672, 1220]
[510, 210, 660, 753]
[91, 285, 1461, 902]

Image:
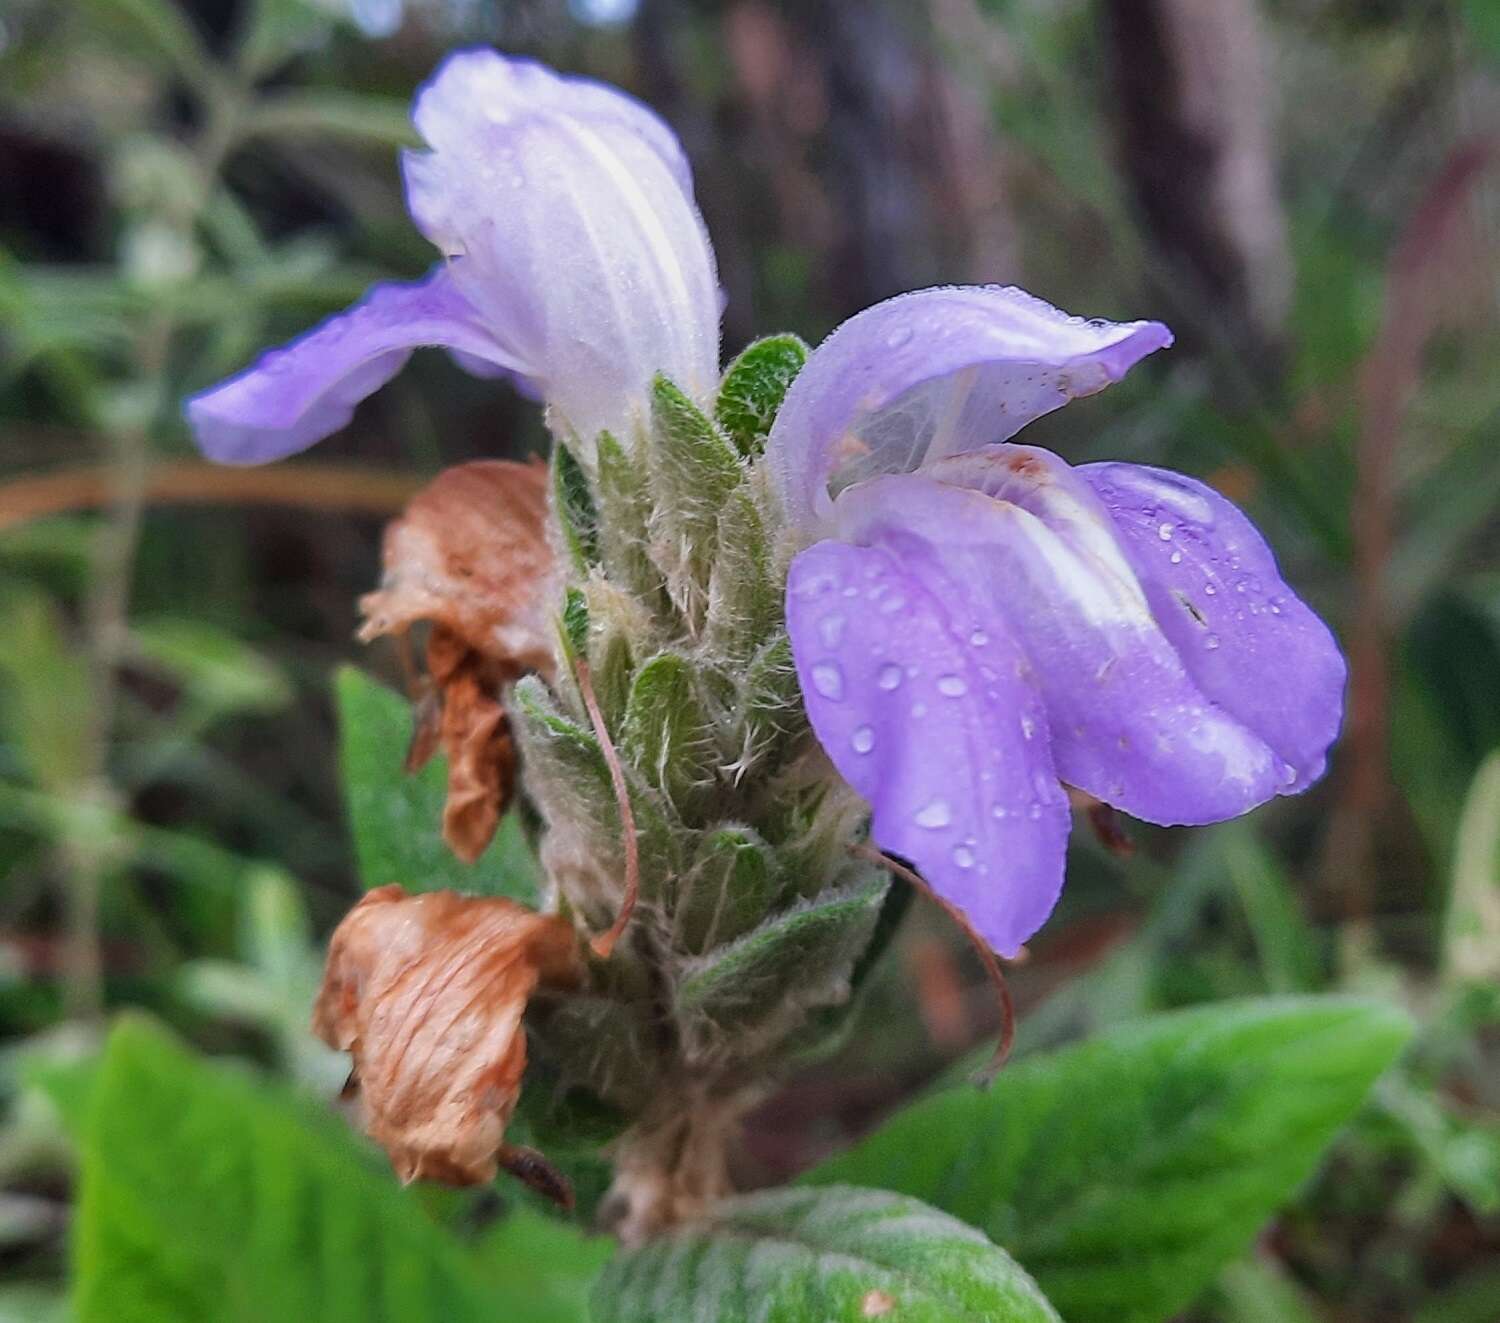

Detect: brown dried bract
[312, 885, 582, 1193]
[358, 460, 556, 862]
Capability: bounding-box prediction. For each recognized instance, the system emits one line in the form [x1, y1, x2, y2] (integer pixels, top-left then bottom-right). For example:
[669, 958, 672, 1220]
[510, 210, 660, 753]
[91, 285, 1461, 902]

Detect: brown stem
[0, 462, 424, 533]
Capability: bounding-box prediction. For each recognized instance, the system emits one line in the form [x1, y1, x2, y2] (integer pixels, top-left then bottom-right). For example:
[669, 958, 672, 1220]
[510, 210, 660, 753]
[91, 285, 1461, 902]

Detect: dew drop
[914, 799, 952, 829]
[952, 845, 976, 869]
[886, 326, 913, 348]
[936, 675, 968, 697]
[1203, 583, 1217, 596]
[1158, 522, 1175, 541]
[818, 615, 845, 648]
[970, 629, 990, 647]
[991, 805, 1008, 820]
[1020, 715, 1036, 739]
[1028, 803, 1043, 820]
[851, 725, 875, 754]
[811, 662, 844, 699]
[877, 664, 903, 690]
[1169, 550, 1183, 565]
[1204, 633, 1221, 651]
[878, 594, 907, 615]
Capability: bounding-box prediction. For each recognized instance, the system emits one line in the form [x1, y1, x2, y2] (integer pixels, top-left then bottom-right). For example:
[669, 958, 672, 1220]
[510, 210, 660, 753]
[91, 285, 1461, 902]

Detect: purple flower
[187, 49, 720, 465]
[770, 287, 1346, 957]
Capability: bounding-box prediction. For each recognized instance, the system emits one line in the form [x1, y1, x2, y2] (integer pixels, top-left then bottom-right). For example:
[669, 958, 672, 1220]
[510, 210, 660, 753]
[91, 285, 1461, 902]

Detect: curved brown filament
[853, 844, 1014, 1082]
[576, 659, 639, 958]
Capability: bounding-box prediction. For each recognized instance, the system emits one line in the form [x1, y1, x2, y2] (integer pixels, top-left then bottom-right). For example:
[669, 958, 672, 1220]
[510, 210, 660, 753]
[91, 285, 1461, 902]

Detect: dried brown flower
[358, 460, 556, 862]
[312, 885, 582, 1194]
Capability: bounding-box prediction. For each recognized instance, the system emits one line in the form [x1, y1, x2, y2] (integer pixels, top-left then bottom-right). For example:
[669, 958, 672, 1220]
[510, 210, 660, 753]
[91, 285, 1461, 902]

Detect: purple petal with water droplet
[834, 470, 1285, 826]
[766, 285, 1172, 533]
[186, 265, 518, 465]
[786, 536, 1070, 957]
[1082, 462, 1346, 790]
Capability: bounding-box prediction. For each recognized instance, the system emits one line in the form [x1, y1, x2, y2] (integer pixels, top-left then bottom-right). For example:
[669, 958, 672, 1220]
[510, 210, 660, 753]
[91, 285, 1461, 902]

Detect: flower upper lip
[186, 46, 720, 467]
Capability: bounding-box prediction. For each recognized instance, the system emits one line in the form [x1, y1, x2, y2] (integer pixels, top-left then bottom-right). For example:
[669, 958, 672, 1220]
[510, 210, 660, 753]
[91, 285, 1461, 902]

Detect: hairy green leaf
[705, 480, 781, 662]
[553, 442, 601, 573]
[674, 870, 888, 1062]
[621, 653, 717, 813]
[674, 826, 784, 953]
[807, 997, 1411, 1323]
[593, 1185, 1058, 1323]
[646, 376, 744, 617]
[334, 666, 539, 901]
[715, 333, 809, 457]
[593, 431, 663, 608]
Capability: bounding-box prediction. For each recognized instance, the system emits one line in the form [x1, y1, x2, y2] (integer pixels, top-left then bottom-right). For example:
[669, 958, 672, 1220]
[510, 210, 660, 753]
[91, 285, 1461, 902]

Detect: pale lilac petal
[409, 48, 694, 197]
[400, 47, 719, 452]
[786, 537, 1070, 957]
[833, 471, 1288, 826]
[766, 285, 1172, 532]
[186, 265, 517, 465]
[1082, 462, 1346, 789]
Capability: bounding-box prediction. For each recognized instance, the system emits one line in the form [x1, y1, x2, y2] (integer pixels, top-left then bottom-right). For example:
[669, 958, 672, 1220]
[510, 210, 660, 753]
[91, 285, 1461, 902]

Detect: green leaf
[510, 676, 679, 903]
[674, 826, 784, 953]
[131, 617, 292, 725]
[704, 480, 781, 662]
[647, 376, 744, 615]
[593, 1185, 1059, 1322]
[1443, 750, 1500, 989]
[334, 667, 540, 902]
[806, 997, 1411, 1323]
[239, 92, 420, 148]
[714, 333, 809, 457]
[0, 588, 91, 794]
[471, 1207, 611, 1322]
[674, 870, 888, 1061]
[561, 587, 591, 665]
[620, 653, 717, 812]
[71, 1017, 513, 1323]
[553, 443, 601, 573]
[77, 0, 221, 95]
[594, 431, 662, 607]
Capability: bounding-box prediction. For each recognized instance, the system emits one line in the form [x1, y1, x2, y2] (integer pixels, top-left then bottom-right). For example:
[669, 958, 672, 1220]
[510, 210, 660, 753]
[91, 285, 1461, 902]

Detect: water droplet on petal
[1028, 804, 1042, 820]
[877, 664, 903, 691]
[1203, 583, 1217, 596]
[952, 845, 976, 869]
[1158, 522, 1175, 541]
[818, 615, 845, 648]
[969, 629, 989, 647]
[886, 326, 913, 348]
[914, 799, 951, 829]
[936, 675, 967, 697]
[1020, 715, 1035, 739]
[1204, 633, 1221, 651]
[991, 805, 1008, 819]
[851, 725, 875, 754]
[811, 662, 844, 699]
[1169, 550, 1183, 564]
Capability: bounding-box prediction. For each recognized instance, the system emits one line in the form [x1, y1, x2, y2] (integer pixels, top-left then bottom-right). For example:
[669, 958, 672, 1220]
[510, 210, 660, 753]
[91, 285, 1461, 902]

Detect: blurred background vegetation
[2, 0, 1499, 1318]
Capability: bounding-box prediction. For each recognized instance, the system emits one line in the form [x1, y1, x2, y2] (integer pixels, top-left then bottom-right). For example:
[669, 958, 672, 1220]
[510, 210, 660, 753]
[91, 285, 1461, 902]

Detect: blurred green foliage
[0, 0, 1498, 1320]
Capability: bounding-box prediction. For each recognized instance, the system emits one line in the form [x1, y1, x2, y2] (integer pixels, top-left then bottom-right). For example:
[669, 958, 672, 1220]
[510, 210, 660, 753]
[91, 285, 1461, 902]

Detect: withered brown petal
[358, 459, 557, 862]
[312, 885, 581, 1187]
[358, 458, 556, 676]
